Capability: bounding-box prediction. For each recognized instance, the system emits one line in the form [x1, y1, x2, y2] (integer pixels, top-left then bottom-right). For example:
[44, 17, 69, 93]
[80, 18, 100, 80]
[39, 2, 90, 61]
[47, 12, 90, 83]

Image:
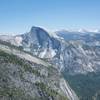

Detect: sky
[0, 0, 100, 34]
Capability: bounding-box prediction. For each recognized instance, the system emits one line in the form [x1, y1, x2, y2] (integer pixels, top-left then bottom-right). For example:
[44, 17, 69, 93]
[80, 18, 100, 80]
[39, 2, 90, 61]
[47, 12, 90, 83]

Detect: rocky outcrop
[19, 27, 100, 75]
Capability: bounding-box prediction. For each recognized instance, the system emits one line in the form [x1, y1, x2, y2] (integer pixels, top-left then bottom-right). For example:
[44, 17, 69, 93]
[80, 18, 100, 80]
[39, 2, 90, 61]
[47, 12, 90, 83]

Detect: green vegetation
[0, 49, 28, 66]
[35, 82, 58, 96]
[63, 72, 100, 100]
[0, 87, 36, 100]
[35, 82, 68, 100]
[0, 43, 68, 100]
[0, 50, 41, 77]
[47, 65, 58, 76]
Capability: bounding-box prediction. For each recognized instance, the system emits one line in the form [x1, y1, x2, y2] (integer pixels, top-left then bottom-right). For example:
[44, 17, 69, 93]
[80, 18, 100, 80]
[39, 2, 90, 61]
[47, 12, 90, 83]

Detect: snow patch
[15, 36, 23, 46]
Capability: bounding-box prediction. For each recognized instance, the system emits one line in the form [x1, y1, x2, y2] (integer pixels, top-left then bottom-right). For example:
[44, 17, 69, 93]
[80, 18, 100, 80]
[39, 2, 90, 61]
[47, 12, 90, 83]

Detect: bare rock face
[21, 26, 61, 59]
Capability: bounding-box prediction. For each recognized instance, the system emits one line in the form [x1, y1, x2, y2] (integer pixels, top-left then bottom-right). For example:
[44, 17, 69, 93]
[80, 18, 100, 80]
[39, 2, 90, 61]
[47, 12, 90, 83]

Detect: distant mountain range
[0, 26, 100, 100]
[1, 26, 100, 74]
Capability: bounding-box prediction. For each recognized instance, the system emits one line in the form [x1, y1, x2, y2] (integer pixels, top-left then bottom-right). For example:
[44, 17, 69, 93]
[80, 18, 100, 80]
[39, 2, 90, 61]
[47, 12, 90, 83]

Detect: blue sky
[0, 0, 100, 34]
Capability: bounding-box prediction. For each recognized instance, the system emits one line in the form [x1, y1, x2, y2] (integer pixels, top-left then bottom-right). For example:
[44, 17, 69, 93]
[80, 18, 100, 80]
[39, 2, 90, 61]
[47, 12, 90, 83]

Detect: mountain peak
[30, 26, 48, 33]
[30, 26, 50, 39]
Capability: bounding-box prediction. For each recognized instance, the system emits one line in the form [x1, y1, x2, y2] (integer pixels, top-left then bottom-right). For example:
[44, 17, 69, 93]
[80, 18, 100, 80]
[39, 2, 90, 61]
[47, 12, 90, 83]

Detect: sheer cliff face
[18, 27, 100, 75]
[21, 26, 61, 59]
[0, 41, 79, 100]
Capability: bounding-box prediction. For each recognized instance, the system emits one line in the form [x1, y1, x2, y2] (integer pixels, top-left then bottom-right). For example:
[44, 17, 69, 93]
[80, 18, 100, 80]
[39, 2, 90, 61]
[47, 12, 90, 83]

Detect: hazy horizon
[0, 0, 100, 34]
